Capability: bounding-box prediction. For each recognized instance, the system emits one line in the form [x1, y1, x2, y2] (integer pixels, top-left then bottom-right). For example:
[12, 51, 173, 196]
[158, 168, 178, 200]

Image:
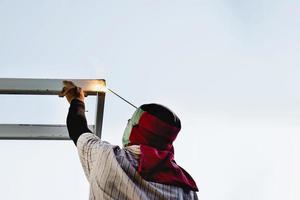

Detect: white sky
[0, 0, 299, 199]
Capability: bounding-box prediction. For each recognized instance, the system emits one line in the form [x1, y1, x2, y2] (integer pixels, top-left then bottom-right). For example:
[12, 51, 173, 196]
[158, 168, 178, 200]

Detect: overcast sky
[0, 0, 299, 200]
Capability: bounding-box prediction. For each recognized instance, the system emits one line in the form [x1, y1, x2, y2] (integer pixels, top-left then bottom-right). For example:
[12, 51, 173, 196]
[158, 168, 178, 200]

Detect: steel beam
[0, 78, 106, 96]
[94, 92, 106, 138]
[0, 78, 106, 140]
[0, 124, 95, 140]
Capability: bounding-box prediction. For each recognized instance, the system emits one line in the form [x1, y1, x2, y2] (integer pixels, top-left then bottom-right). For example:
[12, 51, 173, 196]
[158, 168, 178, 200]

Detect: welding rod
[107, 88, 138, 109]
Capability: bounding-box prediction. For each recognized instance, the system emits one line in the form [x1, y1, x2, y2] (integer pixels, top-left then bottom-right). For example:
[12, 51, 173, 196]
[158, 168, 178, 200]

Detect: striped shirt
[77, 133, 199, 200]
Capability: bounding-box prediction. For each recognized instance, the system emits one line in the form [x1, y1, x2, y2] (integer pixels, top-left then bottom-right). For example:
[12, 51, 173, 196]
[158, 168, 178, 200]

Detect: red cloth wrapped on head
[126, 104, 198, 191]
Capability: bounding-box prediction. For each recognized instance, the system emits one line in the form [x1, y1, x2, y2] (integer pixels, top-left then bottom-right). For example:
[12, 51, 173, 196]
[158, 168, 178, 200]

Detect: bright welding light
[94, 83, 108, 92]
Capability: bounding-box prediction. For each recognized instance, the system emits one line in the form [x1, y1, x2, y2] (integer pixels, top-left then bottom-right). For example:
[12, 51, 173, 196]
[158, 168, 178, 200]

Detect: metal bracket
[0, 78, 106, 140]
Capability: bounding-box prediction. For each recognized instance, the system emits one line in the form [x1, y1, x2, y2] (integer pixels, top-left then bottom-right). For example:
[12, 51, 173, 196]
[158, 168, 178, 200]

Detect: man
[60, 81, 199, 200]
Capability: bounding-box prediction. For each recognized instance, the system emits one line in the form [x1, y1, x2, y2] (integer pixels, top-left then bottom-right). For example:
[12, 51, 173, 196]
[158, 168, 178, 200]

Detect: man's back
[61, 83, 199, 199]
[77, 133, 198, 200]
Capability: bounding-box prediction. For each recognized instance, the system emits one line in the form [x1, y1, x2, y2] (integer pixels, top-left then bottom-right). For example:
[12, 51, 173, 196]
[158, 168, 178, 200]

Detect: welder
[60, 80, 198, 200]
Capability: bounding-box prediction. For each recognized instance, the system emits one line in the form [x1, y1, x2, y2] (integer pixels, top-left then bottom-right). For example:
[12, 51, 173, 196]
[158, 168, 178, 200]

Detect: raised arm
[59, 80, 92, 145]
[67, 99, 92, 145]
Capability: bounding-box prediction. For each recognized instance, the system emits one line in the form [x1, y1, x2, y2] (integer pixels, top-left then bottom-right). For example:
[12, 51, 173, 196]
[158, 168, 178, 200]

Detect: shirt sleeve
[67, 99, 93, 145]
[76, 132, 111, 181]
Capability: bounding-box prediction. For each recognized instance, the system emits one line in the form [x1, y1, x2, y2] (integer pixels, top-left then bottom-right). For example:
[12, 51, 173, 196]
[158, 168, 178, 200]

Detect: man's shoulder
[77, 132, 119, 153]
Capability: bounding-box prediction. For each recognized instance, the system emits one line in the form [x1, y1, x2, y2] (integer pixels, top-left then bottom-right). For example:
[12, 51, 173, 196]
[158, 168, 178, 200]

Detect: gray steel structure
[0, 78, 106, 140]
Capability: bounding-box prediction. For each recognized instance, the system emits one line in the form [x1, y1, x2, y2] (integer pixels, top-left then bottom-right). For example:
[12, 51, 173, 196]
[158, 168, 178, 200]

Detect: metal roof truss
[0, 78, 106, 140]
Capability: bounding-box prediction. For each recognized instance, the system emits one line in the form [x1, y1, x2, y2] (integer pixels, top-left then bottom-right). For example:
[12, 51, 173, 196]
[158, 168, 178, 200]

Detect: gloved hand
[58, 80, 85, 103]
